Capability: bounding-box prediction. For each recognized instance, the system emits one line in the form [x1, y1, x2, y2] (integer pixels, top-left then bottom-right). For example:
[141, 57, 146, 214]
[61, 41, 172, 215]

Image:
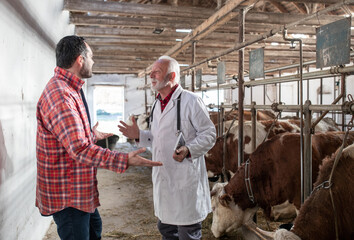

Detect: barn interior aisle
[43, 143, 287, 240]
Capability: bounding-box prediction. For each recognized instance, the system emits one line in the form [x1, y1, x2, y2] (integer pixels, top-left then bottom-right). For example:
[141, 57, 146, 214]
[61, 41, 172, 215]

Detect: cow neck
[224, 162, 257, 210]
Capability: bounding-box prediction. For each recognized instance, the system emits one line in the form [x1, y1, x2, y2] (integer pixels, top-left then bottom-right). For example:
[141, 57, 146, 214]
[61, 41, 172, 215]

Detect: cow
[274, 142, 354, 240]
[210, 131, 354, 238]
[95, 134, 119, 150]
[126, 113, 150, 130]
[209, 109, 276, 125]
[205, 118, 339, 179]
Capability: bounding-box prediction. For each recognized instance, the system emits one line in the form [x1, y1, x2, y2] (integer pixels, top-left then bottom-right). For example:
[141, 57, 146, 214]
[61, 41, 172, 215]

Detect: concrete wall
[0, 0, 73, 239]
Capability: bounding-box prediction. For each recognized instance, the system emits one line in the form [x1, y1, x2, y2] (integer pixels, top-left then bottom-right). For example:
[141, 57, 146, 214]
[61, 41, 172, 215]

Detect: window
[93, 86, 124, 142]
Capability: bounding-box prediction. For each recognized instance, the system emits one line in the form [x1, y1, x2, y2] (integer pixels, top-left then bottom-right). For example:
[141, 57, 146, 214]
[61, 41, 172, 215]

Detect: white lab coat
[139, 85, 216, 225]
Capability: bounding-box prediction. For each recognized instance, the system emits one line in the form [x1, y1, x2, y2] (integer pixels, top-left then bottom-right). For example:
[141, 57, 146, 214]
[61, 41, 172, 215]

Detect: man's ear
[75, 55, 84, 67]
[169, 72, 176, 82]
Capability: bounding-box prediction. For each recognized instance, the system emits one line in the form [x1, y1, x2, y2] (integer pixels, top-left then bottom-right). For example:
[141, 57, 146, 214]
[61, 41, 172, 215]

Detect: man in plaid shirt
[36, 35, 162, 240]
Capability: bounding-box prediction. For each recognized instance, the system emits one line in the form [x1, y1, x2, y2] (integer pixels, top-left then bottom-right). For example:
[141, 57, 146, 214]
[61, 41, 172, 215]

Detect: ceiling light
[291, 34, 307, 39]
[176, 29, 192, 33]
[153, 28, 164, 34]
[176, 39, 182, 42]
[179, 64, 189, 67]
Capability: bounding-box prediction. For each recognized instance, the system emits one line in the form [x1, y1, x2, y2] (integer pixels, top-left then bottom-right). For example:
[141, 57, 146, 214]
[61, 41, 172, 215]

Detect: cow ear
[219, 194, 232, 207]
[210, 189, 217, 197]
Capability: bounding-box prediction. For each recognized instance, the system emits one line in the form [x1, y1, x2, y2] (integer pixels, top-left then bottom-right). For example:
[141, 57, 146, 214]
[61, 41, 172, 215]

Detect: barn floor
[43, 142, 286, 240]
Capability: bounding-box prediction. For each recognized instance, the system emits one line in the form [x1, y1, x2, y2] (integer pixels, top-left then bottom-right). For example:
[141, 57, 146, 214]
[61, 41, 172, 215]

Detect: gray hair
[158, 56, 180, 84]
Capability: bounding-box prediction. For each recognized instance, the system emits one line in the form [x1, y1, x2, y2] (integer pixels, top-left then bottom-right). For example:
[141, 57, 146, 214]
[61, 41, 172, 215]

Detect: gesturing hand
[93, 122, 114, 141]
[118, 117, 140, 140]
[127, 148, 162, 167]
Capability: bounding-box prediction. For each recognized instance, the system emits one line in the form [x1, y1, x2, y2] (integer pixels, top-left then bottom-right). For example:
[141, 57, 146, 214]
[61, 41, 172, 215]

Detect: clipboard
[174, 131, 185, 151]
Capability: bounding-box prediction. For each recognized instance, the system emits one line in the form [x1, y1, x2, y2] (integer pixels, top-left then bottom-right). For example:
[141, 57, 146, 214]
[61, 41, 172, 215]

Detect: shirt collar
[156, 84, 179, 101]
[54, 66, 85, 91]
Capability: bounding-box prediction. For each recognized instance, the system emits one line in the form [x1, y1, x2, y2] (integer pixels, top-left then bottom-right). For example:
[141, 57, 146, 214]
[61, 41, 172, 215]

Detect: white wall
[0, 0, 73, 239]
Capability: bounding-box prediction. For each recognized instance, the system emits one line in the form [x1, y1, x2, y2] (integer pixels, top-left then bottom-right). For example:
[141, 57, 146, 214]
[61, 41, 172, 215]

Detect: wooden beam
[245, 11, 347, 25]
[292, 2, 307, 14]
[268, 0, 288, 13]
[64, 0, 214, 18]
[70, 11, 351, 30]
[137, 0, 257, 76]
[269, 0, 342, 3]
[69, 13, 204, 29]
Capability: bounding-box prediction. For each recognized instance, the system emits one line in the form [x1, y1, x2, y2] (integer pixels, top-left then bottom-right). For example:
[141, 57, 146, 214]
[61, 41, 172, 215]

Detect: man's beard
[151, 75, 170, 92]
[80, 60, 92, 78]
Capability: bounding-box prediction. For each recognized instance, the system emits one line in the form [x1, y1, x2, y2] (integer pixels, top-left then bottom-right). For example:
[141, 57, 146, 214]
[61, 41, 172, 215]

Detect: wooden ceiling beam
[292, 2, 307, 14]
[71, 11, 352, 30]
[268, 0, 289, 13]
[69, 13, 202, 30]
[64, 0, 214, 18]
[137, 0, 259, 76]
[269, 0, 342, 3]
[76, 25, 327, 44]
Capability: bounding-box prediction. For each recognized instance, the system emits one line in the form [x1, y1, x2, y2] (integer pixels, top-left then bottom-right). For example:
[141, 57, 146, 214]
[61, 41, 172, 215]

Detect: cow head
[210, 183, 258, 238]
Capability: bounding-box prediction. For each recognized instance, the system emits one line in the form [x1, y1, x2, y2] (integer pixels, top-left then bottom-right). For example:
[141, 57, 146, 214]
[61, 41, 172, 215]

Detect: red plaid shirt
[36, 67, 128, 215]
[157, 84, 178, 112]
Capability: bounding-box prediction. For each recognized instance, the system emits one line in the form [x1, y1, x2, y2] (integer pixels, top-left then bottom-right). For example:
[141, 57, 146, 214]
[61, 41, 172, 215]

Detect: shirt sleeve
[41, 92, 128, 173]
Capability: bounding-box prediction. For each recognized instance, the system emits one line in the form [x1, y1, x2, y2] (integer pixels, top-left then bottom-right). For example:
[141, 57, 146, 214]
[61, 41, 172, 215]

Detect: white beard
[151, 77, 169, 92]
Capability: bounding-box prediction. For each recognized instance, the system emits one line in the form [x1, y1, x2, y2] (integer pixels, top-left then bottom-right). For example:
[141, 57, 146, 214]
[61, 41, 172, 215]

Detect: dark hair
[56, 35, 88, 69]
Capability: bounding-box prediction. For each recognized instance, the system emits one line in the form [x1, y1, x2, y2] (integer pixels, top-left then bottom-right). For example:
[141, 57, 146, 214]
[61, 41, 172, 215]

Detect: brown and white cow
[205, 118, 339, 179]
[209, 110, 275, 133]
[274, 142, 354, 240]
[210, 131, 354, 238]
[209, 109, 276, 125]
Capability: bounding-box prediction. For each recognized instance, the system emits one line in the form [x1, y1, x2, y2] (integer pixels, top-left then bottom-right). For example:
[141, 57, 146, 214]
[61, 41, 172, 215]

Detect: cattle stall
[134, 1, 354, 239]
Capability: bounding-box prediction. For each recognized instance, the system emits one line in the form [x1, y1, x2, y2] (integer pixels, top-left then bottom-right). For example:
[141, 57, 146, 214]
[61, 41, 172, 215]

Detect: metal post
[191, 41, 196, 92]
[341, 74, 346, 131]
[220, 102, 225, 137]
[283, 29, 304, 203]
[297, 67, 300, 118]
[320, 77, 323, 117]
[251, 102, 256, 152]
[144, 74, 148, 114]
[263, 85, 266, 105]
[303, 100, 312, 200]
[333, 76, 336, 121]
[238, 7, 245, 167]
[279, 70, 282, 118]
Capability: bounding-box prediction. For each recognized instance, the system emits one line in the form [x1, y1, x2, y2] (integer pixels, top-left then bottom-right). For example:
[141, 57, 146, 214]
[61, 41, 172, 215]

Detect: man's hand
[93, 122, 114, 141]
[118, 117, 140, 140]
[128, 148, 162, 167]
[173, 146, 189, 162]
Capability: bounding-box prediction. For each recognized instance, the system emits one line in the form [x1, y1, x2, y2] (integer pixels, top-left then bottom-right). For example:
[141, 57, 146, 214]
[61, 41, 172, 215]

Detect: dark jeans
[52, 207, 102, 240]
[157, 220, 202, 240]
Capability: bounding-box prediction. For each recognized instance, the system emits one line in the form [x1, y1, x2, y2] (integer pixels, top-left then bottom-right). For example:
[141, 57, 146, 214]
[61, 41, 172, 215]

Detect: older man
[119, 56, 216, 240]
